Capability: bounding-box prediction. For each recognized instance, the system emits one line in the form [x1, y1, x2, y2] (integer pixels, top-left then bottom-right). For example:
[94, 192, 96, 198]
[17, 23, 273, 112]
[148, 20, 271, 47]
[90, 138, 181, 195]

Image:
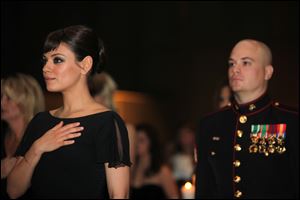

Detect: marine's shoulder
[271, 100, 298, 115]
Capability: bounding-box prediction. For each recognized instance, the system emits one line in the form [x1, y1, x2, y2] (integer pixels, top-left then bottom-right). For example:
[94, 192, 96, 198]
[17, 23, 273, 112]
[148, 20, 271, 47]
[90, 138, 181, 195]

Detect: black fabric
[195, 93, 299, 199]
[15, 111, 131, 199]
[130, 185, 166, 199]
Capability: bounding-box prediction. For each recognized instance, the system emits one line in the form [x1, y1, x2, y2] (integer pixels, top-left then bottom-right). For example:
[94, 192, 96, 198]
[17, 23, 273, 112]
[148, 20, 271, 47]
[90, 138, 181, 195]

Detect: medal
[249, 124, 287, 155]
[249, 144, 258, 153]
[267, 144, 275, 154]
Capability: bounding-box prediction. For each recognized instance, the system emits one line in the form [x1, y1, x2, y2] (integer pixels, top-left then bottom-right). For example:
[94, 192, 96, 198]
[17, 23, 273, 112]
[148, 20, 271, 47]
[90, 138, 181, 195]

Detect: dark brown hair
[43, 25, 106, 75]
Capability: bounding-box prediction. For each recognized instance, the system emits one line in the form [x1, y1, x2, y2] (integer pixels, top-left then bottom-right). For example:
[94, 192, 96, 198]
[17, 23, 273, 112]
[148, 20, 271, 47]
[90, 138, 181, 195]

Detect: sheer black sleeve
[95, 112, 131, 168]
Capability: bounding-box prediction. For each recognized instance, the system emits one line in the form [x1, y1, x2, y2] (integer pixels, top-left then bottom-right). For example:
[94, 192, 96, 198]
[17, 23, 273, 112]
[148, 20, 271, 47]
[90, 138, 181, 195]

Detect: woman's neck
[6, 116, 26, 141]
[60, 83, 96, 115]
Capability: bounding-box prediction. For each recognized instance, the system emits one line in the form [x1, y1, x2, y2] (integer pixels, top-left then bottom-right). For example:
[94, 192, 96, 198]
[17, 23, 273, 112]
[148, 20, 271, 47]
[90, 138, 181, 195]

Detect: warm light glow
[184, 182, 193, 190]
[181, 181, 195, 199]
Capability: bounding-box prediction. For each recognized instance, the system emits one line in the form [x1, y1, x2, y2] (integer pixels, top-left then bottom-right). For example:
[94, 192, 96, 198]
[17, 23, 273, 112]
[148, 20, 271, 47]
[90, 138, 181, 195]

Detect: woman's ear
[264, 65, 274, 80]
[79, 56, 93, 75]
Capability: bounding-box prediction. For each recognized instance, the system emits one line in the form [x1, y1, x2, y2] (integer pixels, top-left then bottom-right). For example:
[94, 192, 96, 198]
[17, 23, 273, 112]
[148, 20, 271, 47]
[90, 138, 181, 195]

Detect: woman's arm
[7, 143, 42, 199]
[160, 165, 180, 199]
[105, 163, 130, 199]
[1, 157, 17, 179]
[7, 121, 82, 198]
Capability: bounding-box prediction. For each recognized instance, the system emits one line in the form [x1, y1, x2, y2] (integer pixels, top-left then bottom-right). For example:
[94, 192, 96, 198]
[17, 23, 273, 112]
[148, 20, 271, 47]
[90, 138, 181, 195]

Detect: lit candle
[181, 181, 195, 199]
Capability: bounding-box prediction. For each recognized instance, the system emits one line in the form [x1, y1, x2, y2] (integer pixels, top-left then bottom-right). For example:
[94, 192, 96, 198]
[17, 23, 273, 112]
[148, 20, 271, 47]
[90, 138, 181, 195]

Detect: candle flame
[184, 182, 193, 190]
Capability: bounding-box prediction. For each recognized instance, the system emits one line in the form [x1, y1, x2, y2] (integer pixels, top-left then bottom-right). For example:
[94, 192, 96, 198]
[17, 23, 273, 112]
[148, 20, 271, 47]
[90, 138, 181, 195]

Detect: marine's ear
[264, 65, 273, 80]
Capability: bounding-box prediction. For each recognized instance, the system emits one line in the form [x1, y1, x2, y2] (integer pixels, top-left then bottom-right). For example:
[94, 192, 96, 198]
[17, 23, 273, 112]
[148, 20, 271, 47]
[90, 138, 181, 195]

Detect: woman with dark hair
[7, 25, 131, 199]
[213, 78, 233, 110]
[169, 123, 196, 192]
[130, 124, 179, 199]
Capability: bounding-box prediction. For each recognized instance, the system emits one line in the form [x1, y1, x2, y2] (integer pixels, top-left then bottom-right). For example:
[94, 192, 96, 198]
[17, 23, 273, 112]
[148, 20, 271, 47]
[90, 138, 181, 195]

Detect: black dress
[15, 111, 131, 199]
[130, 184, 166, 199]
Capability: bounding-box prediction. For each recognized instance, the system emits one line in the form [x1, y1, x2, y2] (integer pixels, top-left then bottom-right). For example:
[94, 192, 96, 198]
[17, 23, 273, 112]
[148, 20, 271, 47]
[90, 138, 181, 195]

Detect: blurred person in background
[89, 71, 136, 166]
[131, 123, 179, 199]
[169, 123, 196, 194]
[213, 78, 233, 110]
[1, 73, 45, 199]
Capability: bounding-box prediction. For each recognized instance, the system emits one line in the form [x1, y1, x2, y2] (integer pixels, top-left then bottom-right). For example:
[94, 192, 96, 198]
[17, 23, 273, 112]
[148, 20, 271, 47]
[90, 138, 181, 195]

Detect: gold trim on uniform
[239, 115, 247, 123]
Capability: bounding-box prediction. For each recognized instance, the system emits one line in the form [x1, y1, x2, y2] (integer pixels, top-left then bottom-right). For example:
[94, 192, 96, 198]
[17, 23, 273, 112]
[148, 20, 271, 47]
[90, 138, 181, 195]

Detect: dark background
[1, 1, 299, 137]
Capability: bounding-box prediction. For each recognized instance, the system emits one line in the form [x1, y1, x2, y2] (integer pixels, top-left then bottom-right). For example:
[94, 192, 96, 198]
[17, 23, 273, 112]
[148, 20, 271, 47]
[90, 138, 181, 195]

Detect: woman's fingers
[51, 121, 64, 131]
[63, 140, 75, 145]
[56, 125, 84, 142]
[56, 123, 83, 145]
[59, 122, 81, 133]
[62, 126, 84, 135]
[62, 132, 82, 146]
[59, 132, 82, 142]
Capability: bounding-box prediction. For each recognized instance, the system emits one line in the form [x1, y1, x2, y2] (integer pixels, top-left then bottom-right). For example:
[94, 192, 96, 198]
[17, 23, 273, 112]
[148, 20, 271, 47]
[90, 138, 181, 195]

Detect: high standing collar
[231, 93, 272, 115]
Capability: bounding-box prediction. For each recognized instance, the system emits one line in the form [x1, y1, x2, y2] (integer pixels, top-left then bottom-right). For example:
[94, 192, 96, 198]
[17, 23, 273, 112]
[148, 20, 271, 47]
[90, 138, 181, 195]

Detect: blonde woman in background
[89, 72, 136, 166]
[1, 73, 45, 199]
[90, 72, 118, 110]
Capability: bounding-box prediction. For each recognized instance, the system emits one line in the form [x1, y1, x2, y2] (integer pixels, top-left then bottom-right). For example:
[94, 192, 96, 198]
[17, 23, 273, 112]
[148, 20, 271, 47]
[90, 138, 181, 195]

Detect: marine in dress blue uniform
[195, 39, 299, 199]
[195, 94, 298, 198]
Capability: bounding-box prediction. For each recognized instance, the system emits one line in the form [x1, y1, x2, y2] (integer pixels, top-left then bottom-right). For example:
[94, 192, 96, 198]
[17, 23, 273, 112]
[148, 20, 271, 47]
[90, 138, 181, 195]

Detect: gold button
[239, 115, 247, 123]
[249, 104, 256, 111]
[234, 190, 242, 198]
[233, 160, 241, 167]
[236, 130, 243, 138]
[234, 144, 242, 151]
[234, 175, 241, 183]
[210, 151, 216, 156]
